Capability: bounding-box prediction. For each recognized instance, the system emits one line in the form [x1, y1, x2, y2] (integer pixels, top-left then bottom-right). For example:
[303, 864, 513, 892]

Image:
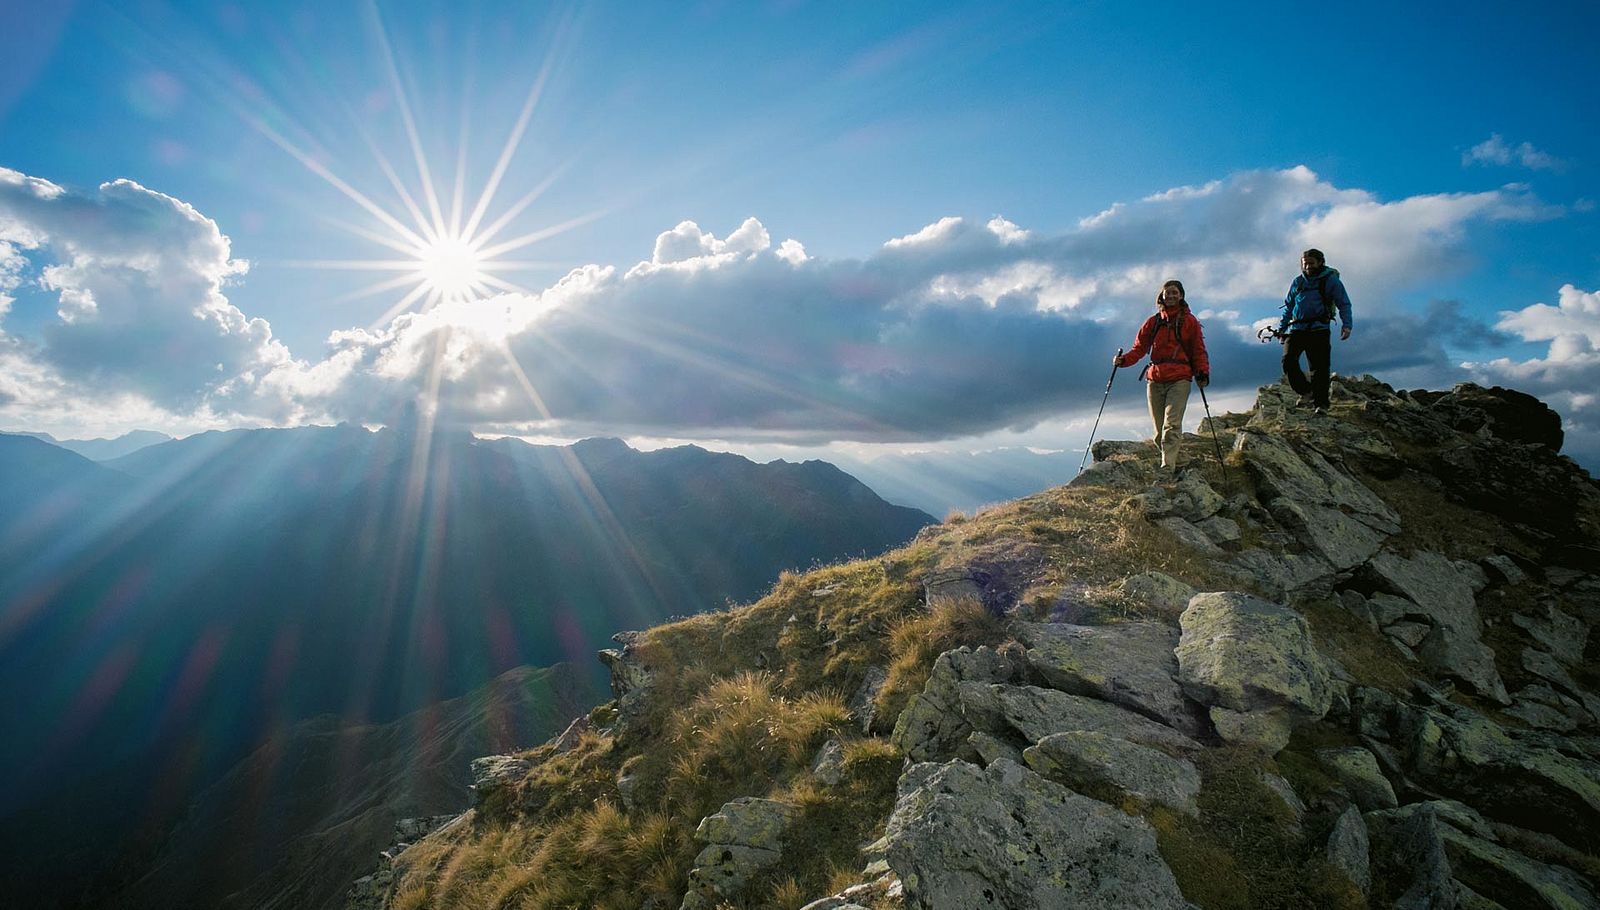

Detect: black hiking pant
[1281, 329, 1331, 408]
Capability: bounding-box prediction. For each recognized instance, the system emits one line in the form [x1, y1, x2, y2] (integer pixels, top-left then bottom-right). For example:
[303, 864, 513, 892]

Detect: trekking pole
[1196, 382, 1232, 493]
[1079, 349, 1123, 475]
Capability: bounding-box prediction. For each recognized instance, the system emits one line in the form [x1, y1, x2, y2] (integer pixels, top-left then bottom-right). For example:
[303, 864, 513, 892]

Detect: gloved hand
[1111, 352, 1123, 368]
[1196, 373, 1209, 389]
[1341, 325, 1352, 341]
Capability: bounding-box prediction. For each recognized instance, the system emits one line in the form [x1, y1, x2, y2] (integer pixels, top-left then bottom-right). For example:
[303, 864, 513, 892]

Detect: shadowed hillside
[0, 427, 931, 910]
[113, 664, 599, 910]
[359, 377, 1600, 910]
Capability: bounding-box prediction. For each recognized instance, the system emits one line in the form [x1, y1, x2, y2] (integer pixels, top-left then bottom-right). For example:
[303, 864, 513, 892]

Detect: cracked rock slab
[1367, 549, 1509, 704]
[882, 759, 1193, 910]
[1367, 801, 1600, 910]
[1154, 516, 1226, 557]
[979, 684, 1201, 753]
[1014, 621, 1204, 736]
[1024, 731, 1202, 816]
[1177, 593, 1334, 717]
[1326, 806, 1371, 895]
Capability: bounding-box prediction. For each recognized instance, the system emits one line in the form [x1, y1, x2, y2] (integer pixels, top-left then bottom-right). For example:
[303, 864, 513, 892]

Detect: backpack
[1289, 273, 1337, 327]
[1136, 308, 1199, 381]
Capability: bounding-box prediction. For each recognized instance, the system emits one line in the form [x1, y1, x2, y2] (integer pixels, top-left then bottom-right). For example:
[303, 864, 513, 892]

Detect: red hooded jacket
[1116, 304, 1210, 383]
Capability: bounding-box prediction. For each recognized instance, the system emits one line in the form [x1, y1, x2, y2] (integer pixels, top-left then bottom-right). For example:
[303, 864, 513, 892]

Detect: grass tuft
[1154, 747, 1365, 910]
[875, 597, 1009, 730]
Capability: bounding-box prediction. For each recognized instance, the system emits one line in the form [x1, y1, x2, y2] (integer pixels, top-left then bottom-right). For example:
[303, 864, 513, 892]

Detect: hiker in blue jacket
[1278, 248, 1353, 414]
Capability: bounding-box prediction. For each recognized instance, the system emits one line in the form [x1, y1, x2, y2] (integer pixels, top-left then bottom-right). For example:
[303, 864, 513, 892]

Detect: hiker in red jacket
[1114, 280, 1211, 478]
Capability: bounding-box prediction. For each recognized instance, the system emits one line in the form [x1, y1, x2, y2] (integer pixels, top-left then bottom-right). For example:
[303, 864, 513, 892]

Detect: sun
[270, 25, 604, 327]
[416, 235, 487, 300]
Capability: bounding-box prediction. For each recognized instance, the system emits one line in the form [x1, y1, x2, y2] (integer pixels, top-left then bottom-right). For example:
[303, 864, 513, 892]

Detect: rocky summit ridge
[352, 375, 1600, 910]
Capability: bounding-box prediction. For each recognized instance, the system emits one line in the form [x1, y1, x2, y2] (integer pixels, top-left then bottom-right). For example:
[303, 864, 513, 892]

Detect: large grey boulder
[1317, 746, 1398, 810]
[1507, 684, 1592, 733]
[1014, 621, 1204, 736]
[1365, 549, 1510, 704]
[1071, 442, 1151, 491]
[1154, 516, 1226, 557]
[1130, 472, 1226, 524]
[1197, 515, 1243, 546]
[1117, 571, 1199, 616]
[1234, 429, 1400, 537]
[469, 755, 531, 808]
[1512, 605, 1588, 666]
[1023, 731, 1202, 816]
[881, 759, 1193, 910]
[1521, 649, 1600, 722]
[1265, 497, 1390, 570]
[598, 630, 657, 732]
[1325, 806, 1370, 896]
[682, 798, 800, 909]
[891, 646, 1023, 761]
[1175, 592, 1334, 752]
[1222, 428, 1401, 569]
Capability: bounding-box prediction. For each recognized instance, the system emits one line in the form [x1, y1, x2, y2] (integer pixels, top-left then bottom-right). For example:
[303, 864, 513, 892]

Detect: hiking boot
[1296, 393, 1315, 410]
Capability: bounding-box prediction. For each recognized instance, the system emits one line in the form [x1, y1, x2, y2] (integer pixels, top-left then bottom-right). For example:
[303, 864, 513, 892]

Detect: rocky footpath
[358, 377, 1600, 910]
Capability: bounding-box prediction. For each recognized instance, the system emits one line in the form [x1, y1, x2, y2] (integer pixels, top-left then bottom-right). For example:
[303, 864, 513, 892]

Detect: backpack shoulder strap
[1174, 310, 1198, 368]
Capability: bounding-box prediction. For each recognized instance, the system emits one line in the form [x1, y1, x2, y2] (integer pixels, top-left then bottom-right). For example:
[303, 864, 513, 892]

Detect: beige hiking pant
[1147, 379, 1191, 469]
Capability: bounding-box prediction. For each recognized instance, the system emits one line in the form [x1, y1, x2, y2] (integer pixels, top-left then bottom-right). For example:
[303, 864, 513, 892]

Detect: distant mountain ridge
[0, 425, 932, 909]
[3, 428, 172, 461]
[835, 446, 1081, 516]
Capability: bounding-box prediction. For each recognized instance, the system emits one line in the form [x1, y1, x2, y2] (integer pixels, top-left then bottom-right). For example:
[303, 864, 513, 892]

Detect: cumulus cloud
[0, 167, 289, 414]
[0, 164, 1574, 449]
[631, 216, 779, 276]
[1463, 134, 1567, 172]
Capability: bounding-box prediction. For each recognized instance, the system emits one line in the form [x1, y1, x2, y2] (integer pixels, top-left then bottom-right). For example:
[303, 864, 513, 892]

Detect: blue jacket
[1279, 267, 1353, 334]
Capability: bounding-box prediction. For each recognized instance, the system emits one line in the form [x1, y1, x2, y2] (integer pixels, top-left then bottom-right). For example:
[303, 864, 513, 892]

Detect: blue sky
[2, 0, 1599, 465]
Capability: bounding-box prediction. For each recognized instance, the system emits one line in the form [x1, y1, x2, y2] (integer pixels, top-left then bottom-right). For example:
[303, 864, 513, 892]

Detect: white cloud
[986, 216, 1030, 244]
[884, 216, 964, 249]
[774, 238, 809, 265]
[0, 164, 1576, 452]
[1495, 283, 1600, 348]
[0, 167, 289, 414]
[636, 217, 776, 273]
[1463, 134, 1567, 172]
